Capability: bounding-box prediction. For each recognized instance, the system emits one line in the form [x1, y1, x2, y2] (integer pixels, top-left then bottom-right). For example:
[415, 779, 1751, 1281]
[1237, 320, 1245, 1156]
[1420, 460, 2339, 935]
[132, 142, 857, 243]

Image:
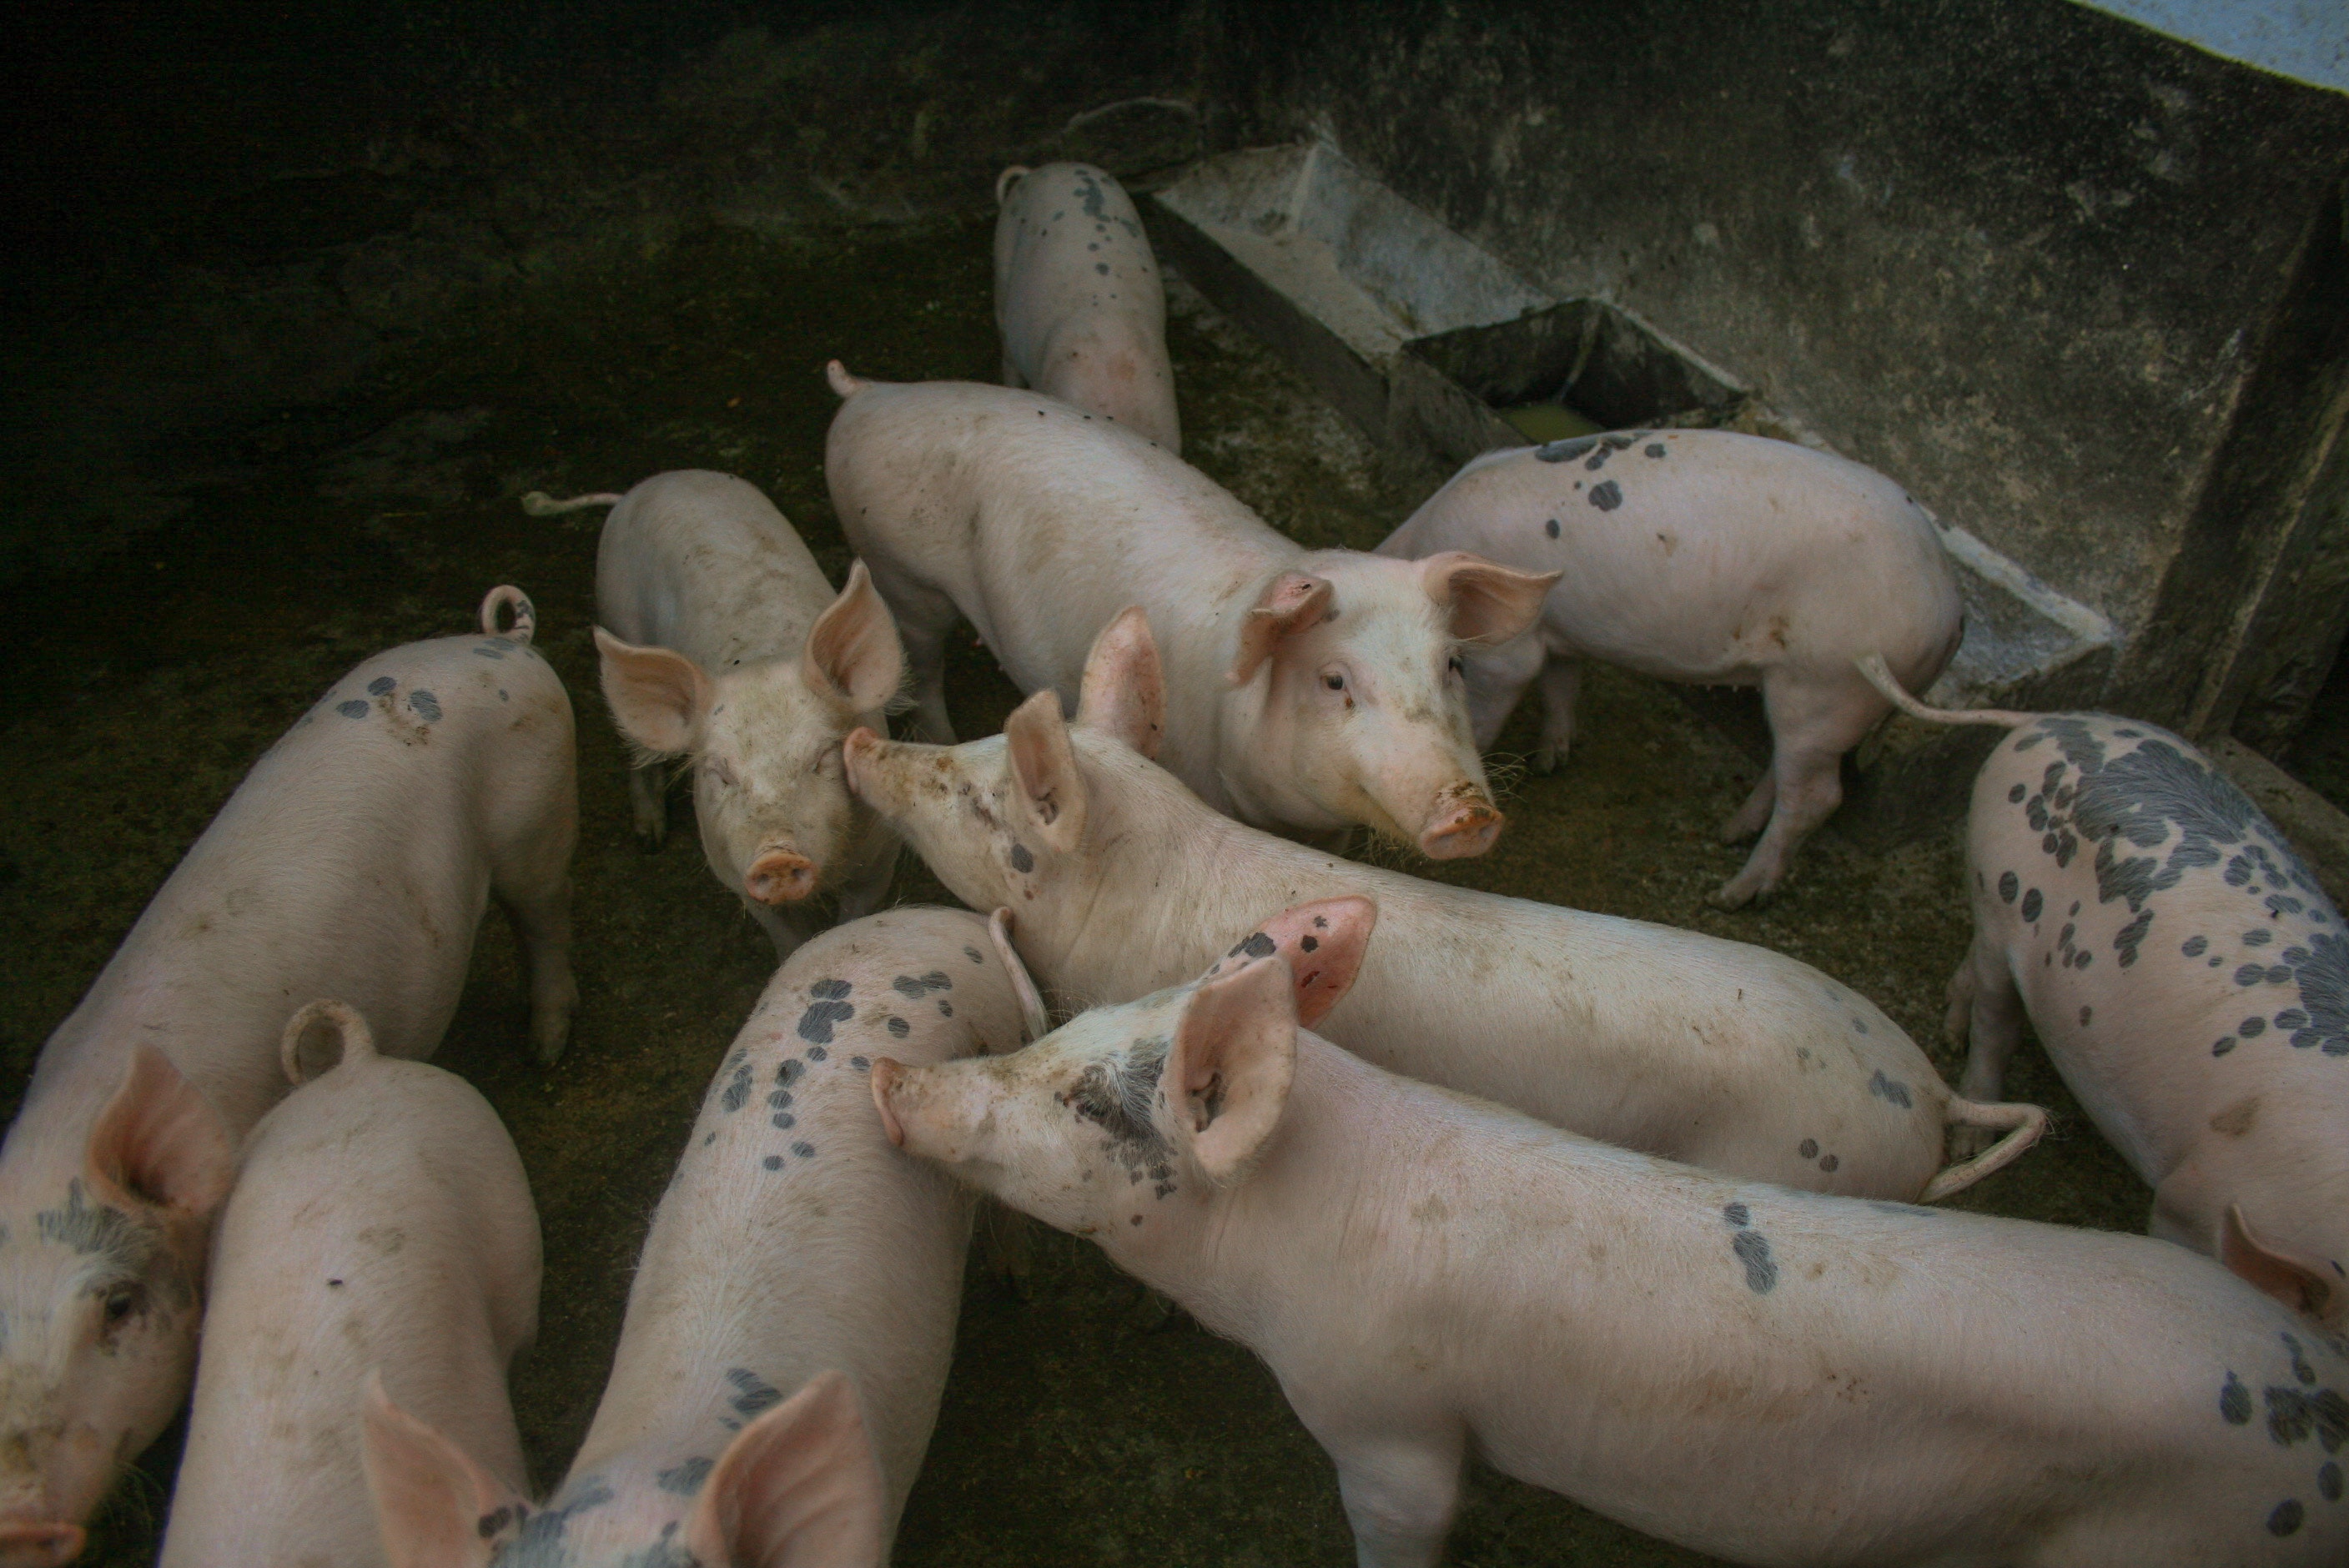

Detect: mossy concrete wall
[1194, 0, 2349, 743]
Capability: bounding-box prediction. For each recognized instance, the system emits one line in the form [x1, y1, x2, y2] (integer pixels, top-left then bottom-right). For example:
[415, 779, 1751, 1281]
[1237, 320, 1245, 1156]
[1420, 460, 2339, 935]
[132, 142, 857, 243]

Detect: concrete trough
[1149, 141, 2118, 841]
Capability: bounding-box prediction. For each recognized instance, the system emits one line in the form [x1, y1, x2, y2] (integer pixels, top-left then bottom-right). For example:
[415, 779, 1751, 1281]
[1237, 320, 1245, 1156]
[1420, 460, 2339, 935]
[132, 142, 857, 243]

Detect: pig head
[0, 1050, 234, 1564]
[1217, 552, 1555, 859]
[597, 560, 903, 913]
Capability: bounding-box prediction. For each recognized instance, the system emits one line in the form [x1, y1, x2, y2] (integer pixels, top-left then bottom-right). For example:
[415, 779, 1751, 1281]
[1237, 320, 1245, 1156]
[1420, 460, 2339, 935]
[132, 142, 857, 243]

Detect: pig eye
[707, 756, 738, 788]
[99, 1283, 143, 1333]
[1322, 672, 1346, 692]
[1447, 656, 1466, 680]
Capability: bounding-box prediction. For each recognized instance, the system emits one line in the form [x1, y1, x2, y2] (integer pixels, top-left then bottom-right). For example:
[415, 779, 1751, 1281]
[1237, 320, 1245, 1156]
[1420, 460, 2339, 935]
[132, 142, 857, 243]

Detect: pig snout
[870, 1058, 908, 1148]
[1417, 787, 1505, 861]
[744, 848, 817, 906]
[0, 1521, 85, 1568]
[841, 727, 884, 797]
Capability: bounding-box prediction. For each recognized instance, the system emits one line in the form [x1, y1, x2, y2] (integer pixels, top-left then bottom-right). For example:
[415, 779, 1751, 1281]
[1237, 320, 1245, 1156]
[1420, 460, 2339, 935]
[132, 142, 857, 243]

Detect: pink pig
[825, 365, 1557, 859]
[876, 897, 2349, 1568]
[1380, 431, 1963, 905]
[365, 907, 1037, 1565]
[1867, 657, 2349, 1332]
[526, 470, 905, 956]
[0, 587, 574, 1564]
[842, 610, 2045, 1204]
[160, 1002, 538, 1568]
[993, 161, 1181, 451]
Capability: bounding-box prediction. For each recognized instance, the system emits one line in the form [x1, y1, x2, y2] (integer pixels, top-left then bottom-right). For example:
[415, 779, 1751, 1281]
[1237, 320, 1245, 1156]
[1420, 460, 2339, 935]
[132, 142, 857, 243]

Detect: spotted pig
[163, 1003, 537, 1568]
[994, 162, 1180, 451]
[366, 908, 1035, 1565]
[1378, 430, 1963, 905]
[840, 611, 2047, 1203]
[0, 586, 573, 1563]
[1867, 658, 2349, 1329]
[877, 897, 2349, 1568]
[826, 368, 1557, 860]
[526, 470, 904, 957]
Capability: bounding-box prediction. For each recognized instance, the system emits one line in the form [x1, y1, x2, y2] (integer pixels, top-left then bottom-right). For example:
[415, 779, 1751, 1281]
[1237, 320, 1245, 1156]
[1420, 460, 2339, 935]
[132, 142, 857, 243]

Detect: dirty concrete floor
[0, 213, 2159, 1566]
[0, 8, 2283, 1564]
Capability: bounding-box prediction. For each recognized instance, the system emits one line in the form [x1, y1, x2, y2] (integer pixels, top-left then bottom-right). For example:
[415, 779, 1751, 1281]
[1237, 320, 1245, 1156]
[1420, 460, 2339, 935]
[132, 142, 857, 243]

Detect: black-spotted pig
[994, 162, 1180, 451]
[161, 1003, 537, 1568]
[365, 908, 1035, 1565]
[827, 366, 1557, 860]
[841, 609, 2047, 1203]
[0, 587, 574, 1564]
[1867, 656, 2349, 1330]
[527, 470, 905, 957]
[877, 897, 2349, 1568]
[1379, 431, 1963, 905]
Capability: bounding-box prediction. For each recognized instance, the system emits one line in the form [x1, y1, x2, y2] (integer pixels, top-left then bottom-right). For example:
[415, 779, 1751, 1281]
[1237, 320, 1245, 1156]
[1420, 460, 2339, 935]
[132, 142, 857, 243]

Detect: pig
[875, 896, 2349, 1568]
[824, 364, 1557, 860]
[0, 585, 575, 1562]
[839, 608, 2047, 1203]
[159, 1001, 537, 1568]
[1863, 656, 2349, 1330]
[993, 161, 1181, 451]
[1378, 430, 1964, 906]
[526, 470, 905, 957]
[363, 907, 1037, 1565]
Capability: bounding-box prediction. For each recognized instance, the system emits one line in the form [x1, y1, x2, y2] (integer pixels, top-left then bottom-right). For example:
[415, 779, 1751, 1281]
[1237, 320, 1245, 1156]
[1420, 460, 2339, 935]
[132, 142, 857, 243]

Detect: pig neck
[1103, 1033, 1526, 1352]
[1049, 746, 1406, 1005]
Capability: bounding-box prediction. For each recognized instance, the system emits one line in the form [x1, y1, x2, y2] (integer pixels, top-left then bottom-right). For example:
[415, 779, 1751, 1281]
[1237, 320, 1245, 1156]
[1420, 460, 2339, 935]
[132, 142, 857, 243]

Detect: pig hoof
[1530, 746, 1565, 776]
[1708, 876, 1768, 910]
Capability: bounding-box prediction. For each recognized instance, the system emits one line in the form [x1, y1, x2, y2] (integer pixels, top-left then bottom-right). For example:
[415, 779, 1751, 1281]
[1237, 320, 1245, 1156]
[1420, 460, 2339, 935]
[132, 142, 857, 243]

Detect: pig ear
[1003, 689, 1088, 850]
[1166, 958, 1298, 1187]
[802, 560, 905, 715]
[1074, 606, 1165, 760]
[83, 1046, 234, 1223]
[596, 627, 714, 757]
[1227, 572, 1334, 686]
[684, 1369, 888, 1568]
[1202, 896, 1376, 1028]
[361, 1374, 526, 1568]
[2221, 1204, 2346, 1331]
[988, 909, 1053, 1043]
[1420, 551, 1560, 646]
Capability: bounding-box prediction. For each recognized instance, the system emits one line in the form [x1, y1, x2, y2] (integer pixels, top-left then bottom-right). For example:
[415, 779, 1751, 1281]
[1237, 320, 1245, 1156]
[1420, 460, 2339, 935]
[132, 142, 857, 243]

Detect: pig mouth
[0, 1520, 86, 1567]
[1416, 782, 1505, 861]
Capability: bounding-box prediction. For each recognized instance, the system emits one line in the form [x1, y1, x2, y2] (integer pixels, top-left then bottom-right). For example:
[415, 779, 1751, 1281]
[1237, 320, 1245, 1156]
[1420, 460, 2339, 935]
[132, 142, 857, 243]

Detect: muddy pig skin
[1864, 660, 2349, 1332]
[1379, 431, 1963, 906]
[0, 587, 575, 1565]
[527, 470, 904, 957]
[825, 365, 1557, 860]
[874, 900, 2349, 1568]
[840, 611, 2046, 1204]
[993, 162, 1180, 451]
[364, 908, 1034, 1565]
[159, 1003, 536, 1568]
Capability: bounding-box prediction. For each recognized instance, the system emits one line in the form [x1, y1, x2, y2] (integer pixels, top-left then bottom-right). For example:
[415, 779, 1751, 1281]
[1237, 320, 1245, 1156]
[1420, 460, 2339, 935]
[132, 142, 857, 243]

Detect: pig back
[18, 627, 575, 1156]
[595, 469, 837, 669]
[161, 1051, 536, 1566]
[576, 907, 1028, 1520]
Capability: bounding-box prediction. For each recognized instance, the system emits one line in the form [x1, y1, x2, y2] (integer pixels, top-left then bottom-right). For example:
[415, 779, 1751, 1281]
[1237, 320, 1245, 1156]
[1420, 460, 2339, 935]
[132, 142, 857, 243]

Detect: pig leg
[1459, 633, 1543, 755]
[1710, 671, 1878, 907]
[748, 898, 817, 962]
[1529, 656, 1582, 775]
[1943, 934, 2027, 1157]
[627, 759, 668, 847]
[493, 854, 579, 1066]
[1718, 770, 1776, 844]
[1321, 1421, 1466, 1568]
[871, 569, 960, 744]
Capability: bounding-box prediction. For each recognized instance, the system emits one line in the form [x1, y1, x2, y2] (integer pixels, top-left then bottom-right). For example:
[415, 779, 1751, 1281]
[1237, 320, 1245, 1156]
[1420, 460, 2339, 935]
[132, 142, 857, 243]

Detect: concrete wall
[2074, 0, 2349, 93]
[1195, 0, 2349, 741]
